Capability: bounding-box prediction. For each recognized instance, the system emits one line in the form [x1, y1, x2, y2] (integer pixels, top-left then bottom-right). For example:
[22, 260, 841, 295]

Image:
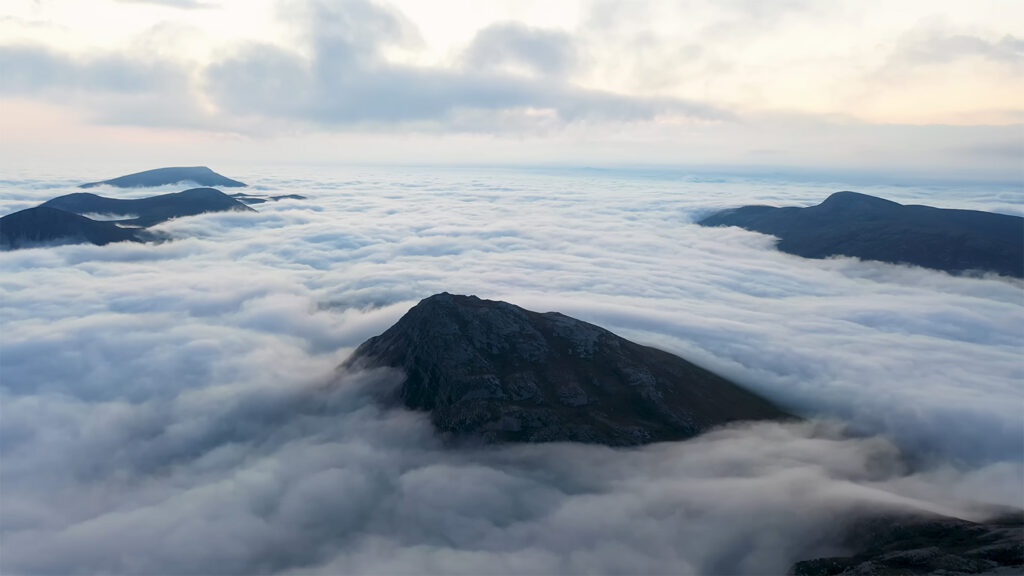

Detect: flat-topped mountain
[699, 191, 1024, 278]
[344, 293, 791, 445]
[42, 188, 255, 227]
[0, 206, 143, 250]
[80, 166, 247, 189]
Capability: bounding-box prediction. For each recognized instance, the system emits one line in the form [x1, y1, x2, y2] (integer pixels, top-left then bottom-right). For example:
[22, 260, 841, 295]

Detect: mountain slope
[79, 166, 247, 189]
[698, 191, 1024, 278]
[0, 206, 142, 250]
[345, 293, 791, 445]
[791, 510, 1023, 575]
[42, 188, 255, 227]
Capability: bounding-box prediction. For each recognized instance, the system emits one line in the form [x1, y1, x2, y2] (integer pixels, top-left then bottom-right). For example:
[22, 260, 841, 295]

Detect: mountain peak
[818, 191, 902, 210]
[79, 166, 247, 189]
[344, 294, 791, 445]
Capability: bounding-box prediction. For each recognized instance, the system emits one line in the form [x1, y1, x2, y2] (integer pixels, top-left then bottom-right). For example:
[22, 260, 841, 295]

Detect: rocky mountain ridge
[345, 292, 792, 445]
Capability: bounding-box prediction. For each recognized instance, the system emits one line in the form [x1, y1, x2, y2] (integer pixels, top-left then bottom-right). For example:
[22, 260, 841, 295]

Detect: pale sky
[1, 0, 1022, 178]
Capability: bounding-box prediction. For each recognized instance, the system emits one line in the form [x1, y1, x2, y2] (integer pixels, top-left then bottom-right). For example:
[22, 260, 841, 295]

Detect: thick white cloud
[0, 166, 1021, 573]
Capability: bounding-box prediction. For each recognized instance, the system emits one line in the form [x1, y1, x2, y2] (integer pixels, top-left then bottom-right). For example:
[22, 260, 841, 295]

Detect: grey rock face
[698, 191, 1024, 278]
[344, 293, 791, 445]
[80, 166, 247, 189]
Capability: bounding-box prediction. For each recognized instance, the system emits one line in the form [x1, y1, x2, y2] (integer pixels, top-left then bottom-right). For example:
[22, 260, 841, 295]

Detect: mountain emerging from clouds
[0, 206, 144, 249]
[79, 166, 247, 189]
[345, 293, 791, 445]
[43, 188, 254, 227]
[698, 191, 1024, 278]
[1, 188, 254, 250]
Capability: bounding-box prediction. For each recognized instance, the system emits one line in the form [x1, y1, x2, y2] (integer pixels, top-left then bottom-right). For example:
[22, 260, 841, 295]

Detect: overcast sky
[1, 0, 1022, 176]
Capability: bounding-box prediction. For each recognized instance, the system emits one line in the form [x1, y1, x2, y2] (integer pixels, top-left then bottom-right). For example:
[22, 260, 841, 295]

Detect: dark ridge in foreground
[344, 293, 791, 445]
[230, 193, 308, 205]
[698, 191, 1024, 278]
[790, 510, 1024, 575]
[0, 206, 142, 249]
[42, 188, 255, 227]
[80, 166, 247, 189]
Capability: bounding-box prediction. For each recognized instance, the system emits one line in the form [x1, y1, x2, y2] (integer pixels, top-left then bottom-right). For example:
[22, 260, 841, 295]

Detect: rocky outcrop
[79, 166, 246, 189]
[790, 510, 1024, 575]
[344, 293, 791, 445]
[698, 192, 1024, 278]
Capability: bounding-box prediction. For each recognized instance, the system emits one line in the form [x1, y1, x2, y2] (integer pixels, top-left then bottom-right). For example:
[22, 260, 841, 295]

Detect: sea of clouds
[1, 165, 1021, 574]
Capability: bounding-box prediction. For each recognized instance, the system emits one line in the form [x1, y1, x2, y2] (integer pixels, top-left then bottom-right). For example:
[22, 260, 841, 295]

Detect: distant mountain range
[1, 188, 254, 250]
[80, 166, 247, 189]
[0, 206, 145, 249]
[345, 293, 791, 445]
[42, 188, 254, 227]
[699, 191, 1024, 278]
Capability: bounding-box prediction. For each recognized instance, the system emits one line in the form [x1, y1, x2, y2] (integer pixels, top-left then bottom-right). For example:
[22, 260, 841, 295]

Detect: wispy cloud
[114, 0, 216, 8]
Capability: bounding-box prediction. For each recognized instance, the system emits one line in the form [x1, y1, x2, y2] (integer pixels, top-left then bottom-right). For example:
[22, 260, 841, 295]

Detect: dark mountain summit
[345, 293, 791, 445]
[79, 166, 246, 189]
[698, 191, 1024, 278]
[0, 206, 143, 250]
[42, 188, 255, 227]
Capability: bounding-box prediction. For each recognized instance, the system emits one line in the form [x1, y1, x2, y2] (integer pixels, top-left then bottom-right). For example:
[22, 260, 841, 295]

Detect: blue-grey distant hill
[698, 191, 1024, 278]
[0, 206, 143, 250]
[229, 192, 307, 205]
[43, 187, 254, 227]
[1, 188, 255, 250]
[80, 166, 246, 189]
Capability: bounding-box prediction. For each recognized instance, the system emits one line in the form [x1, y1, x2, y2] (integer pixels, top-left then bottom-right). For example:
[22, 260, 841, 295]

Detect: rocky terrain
[79, 166, 247, 189]
[344, 292, 791, 445]
[790, 510, 1023, 575]
[699, 191, 1024, 278]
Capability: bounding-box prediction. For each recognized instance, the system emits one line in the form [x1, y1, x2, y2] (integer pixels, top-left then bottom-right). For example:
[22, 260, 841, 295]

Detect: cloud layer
[1, 166, 1021, 573]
